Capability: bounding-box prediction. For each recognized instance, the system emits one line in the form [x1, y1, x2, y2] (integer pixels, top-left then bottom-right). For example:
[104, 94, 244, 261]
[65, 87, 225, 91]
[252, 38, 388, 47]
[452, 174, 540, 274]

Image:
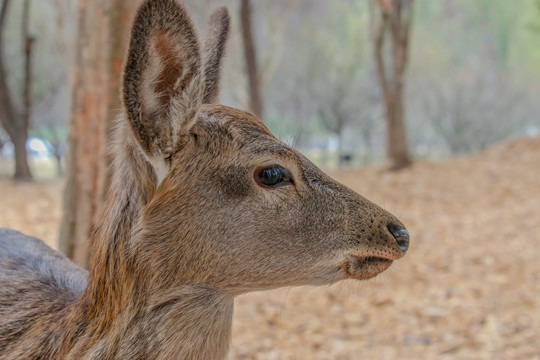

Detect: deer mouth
[343, 255, 394, 280]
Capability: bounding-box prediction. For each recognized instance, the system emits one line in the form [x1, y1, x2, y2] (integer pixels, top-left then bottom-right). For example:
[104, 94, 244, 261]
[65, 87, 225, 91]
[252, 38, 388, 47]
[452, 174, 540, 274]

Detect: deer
[0, 0, 410, 359]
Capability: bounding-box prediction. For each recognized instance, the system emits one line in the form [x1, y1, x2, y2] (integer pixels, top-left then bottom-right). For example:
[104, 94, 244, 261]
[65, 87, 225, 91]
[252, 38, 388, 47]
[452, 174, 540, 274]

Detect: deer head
[120, 0, 409, 297]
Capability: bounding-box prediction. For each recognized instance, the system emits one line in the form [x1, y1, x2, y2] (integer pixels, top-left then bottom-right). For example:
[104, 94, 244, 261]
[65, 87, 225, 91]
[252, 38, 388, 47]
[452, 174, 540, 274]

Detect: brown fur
[202, 7, 230, 104]
[0, 1, 409, 359]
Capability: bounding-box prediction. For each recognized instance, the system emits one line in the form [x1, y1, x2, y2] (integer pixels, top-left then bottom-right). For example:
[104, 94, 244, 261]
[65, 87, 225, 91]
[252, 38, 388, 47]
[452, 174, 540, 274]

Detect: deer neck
[116, 285, 235, 360]
[74, 123, 158, 334]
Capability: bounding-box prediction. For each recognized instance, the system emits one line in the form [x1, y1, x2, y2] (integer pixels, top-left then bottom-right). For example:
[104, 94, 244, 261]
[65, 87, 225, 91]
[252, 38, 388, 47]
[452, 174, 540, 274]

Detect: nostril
[387, 224, 410, 253]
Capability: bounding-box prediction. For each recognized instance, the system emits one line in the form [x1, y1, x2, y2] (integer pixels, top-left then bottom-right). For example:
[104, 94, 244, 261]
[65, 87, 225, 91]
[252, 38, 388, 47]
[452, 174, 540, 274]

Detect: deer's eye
[255, 165, 292, 188]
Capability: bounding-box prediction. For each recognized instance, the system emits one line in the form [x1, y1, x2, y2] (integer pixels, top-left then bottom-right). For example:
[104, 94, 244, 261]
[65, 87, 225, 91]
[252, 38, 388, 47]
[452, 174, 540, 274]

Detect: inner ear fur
[123, 0, 204, 158]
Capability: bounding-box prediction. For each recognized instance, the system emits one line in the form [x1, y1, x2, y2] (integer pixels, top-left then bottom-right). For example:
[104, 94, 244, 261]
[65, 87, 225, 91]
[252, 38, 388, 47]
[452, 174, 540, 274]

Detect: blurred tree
[31, 86, 67, 176]
[240, 0, 263, 119]
[422, 66, 527, 154]
[370, 0, 413, 169]
[0, 0, 34, 181]
[27, 0, 77, 177]
[315, 82, 354, 167]
[107, 0, 139, 132]
[59, 0, 138, 267]
[59, 0, 110, 267]
[308, 51, 379, 167]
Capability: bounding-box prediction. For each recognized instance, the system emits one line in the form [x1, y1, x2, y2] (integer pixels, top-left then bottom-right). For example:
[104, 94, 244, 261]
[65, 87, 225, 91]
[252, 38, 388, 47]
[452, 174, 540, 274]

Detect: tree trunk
[371, 0, 413, 170]
[381, 83, 410, 169]
[104, 0, 138, 189]
[59, 0, 111, 267]
[19, 0, 34, 181]
[58, 0, 138, 267]
[387, 88, 410, 168]
[0, 0, 33, 181]
[12, 131, 32, 179]
[54, 153, 62, 176]
[240, 0, 263, 119]
[107, 1, 137, 116]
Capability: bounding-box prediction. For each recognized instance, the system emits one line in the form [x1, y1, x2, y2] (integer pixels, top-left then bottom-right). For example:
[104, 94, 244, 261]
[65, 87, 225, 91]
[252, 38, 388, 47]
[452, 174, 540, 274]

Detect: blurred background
[0, 0, 539, 359]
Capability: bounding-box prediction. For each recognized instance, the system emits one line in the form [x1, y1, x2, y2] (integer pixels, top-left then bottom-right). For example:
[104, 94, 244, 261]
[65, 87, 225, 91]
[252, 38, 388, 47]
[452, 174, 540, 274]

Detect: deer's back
[0, 228, 87, 358]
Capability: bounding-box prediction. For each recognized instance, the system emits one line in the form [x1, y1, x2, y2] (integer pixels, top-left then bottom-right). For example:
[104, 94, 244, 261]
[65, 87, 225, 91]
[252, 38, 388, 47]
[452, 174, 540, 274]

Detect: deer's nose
[387, 224, 409, 254]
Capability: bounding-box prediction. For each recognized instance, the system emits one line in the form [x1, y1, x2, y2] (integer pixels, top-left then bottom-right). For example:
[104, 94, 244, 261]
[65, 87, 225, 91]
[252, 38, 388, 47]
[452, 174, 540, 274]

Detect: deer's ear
[123, 0, 203, 159]
[202, 7, 230, 104]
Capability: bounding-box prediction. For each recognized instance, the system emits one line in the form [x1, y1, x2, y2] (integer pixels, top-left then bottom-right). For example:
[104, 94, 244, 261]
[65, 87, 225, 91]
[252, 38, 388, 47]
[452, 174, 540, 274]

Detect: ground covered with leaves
[1, 137, 539, 359]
